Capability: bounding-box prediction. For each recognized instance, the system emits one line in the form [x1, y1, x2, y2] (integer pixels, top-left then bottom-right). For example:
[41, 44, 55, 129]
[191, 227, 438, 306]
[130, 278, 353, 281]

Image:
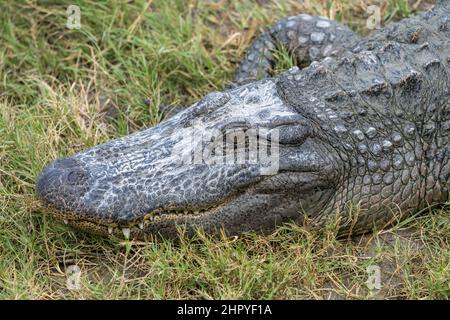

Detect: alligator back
[278, 3, 450, 233]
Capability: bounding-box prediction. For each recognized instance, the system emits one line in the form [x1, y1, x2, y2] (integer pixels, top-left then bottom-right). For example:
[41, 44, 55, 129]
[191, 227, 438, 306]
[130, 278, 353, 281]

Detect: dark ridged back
[277, 4, 450, 232]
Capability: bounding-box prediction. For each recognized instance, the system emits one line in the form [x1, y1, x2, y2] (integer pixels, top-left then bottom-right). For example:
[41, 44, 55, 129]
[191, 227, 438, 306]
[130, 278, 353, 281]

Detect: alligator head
[37, 78, 342, 239]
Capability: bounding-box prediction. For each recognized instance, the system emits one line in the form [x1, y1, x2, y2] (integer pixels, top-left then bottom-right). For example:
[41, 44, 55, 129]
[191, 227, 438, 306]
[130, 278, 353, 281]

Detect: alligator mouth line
[46, 203, 227, 240]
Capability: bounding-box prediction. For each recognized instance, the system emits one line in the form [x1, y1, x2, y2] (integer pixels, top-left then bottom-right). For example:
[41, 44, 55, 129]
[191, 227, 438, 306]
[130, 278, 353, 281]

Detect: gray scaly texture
[234, 14, 360, 85]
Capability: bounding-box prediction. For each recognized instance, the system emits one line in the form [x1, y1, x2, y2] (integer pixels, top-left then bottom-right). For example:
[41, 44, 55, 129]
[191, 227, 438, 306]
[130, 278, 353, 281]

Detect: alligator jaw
[44, 171, 335, 240]
[46, 203, 229, 239]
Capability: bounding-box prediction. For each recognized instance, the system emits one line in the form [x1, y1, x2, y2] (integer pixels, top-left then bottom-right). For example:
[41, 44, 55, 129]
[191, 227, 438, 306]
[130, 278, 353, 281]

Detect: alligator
[36, 2, 450, 240]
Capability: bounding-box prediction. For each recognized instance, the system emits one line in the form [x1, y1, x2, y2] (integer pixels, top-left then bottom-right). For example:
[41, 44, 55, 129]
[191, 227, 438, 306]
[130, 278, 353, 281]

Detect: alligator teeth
[108, 227, 113, 234]
[122, 228, 130, 240]
[63, 220, 68, 225]
[138, 222, 144, 230]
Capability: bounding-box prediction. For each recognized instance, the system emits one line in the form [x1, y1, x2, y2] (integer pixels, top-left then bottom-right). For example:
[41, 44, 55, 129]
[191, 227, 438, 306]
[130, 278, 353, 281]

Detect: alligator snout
[37, 158, 91, 213]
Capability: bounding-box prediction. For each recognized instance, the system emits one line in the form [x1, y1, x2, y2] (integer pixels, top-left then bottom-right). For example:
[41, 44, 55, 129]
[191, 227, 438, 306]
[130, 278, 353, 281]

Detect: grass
[0, 0, 448, 299]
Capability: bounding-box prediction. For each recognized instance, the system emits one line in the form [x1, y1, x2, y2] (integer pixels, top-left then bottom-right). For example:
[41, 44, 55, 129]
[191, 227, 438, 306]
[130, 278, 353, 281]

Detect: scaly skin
[234, 14, 360, 85]
[36, 3, 450, 240]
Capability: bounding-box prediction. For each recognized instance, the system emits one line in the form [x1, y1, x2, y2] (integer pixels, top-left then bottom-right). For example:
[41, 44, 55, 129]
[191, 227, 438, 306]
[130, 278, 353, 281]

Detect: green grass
[387, 0, 412, 19]
[0, 0, 448, 299]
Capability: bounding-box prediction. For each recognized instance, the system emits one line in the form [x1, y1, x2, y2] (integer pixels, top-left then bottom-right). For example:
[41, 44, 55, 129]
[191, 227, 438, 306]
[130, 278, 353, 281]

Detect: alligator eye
[268, 124, 312, 145]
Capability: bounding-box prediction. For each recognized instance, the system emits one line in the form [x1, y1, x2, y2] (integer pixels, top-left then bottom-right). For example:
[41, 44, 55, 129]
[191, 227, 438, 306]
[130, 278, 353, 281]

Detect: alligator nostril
[36, 157, 90, 203]
[66, 169, 87, 185]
